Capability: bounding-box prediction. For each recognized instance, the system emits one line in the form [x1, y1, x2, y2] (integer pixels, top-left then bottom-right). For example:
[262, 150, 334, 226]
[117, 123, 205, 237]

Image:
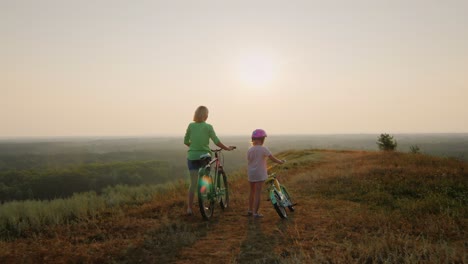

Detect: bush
[409, 145, 420, 154]
[377, 133, 397, 151]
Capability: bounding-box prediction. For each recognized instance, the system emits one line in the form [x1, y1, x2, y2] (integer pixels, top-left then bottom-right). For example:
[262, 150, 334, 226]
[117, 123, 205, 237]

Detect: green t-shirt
[184, 122, 221, 160]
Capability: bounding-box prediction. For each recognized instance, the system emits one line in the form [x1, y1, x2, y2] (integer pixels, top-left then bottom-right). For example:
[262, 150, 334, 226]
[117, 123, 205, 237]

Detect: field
[0, 135, 467, 263]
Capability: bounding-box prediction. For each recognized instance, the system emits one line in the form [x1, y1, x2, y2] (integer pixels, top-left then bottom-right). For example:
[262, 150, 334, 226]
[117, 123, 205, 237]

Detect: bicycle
[265, 166, 295, 219]
[197, 147, 236, 220]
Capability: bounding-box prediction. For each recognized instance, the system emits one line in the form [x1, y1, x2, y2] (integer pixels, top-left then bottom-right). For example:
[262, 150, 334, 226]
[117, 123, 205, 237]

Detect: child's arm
[269, 155, 285, 164]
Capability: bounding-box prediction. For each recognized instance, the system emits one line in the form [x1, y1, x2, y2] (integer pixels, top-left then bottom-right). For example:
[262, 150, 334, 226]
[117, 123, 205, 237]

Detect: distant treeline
[0, 142, 246, 203]
[0, 151, 187, 171]
[0, 160, 179, 202]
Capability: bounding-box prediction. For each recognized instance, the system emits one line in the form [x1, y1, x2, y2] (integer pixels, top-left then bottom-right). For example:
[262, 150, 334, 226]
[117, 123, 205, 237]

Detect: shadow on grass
[114, 214, 220, 263]
[235, 219, 280, 264]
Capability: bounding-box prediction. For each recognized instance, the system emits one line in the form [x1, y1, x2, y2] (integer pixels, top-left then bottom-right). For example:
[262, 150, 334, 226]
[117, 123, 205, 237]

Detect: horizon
[1, 132, 468, 142]
[2, 0, 467, 137]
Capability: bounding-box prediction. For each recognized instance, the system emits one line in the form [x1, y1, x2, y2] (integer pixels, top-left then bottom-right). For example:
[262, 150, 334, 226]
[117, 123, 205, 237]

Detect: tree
[377, 133, 397, 151]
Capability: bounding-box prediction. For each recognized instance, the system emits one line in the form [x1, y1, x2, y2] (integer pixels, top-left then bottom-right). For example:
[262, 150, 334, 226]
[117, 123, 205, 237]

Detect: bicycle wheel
[272, 190, 287, 219]
[218, 171, 229, 209]
[281, 186, 295, 212]
[198, 173, 214, 219]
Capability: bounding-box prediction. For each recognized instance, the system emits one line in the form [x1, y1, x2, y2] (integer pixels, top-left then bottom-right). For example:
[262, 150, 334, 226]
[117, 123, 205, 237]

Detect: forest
[0, 160, 172, 201]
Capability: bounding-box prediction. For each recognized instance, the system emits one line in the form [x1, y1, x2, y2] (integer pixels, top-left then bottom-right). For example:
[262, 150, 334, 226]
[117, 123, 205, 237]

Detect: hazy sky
[1, 0, 467, 138]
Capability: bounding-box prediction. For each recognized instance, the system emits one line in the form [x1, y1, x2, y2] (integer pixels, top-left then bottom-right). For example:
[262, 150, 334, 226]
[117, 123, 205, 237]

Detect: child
[247, 129, 285, 218]
[184, 106, 235, 215]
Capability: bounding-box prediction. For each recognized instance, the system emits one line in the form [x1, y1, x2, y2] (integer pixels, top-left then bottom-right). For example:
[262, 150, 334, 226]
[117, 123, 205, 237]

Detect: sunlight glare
[238, 54, 274, 87]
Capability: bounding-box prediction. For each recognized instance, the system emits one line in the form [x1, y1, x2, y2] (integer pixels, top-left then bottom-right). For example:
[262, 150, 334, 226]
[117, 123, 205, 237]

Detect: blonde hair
[193, 106, 209, 122]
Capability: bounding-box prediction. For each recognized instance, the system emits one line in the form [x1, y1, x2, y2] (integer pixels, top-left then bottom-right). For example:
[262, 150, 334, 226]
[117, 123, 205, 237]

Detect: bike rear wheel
[218, 171, 229, 209]
[281, 186, 295, 212]
[198, 173, 214, 219]
[272, 190, 287, 219]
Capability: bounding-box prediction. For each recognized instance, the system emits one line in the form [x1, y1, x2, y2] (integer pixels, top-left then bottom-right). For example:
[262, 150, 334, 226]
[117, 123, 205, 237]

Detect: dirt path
[173, 185, 289, 263]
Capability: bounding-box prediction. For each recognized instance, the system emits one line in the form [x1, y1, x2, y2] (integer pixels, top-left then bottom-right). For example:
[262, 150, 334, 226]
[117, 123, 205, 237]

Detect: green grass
[0, 182, 178, 240]
[291, 151, 467, 263]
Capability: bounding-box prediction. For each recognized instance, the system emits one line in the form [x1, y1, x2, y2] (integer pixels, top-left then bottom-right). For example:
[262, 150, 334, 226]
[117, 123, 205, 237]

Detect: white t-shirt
[247, 145, 271, 182]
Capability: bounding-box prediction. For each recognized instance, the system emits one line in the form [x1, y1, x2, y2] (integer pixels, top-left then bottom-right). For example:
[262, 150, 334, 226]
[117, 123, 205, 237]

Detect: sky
[1, 0, 467, 138]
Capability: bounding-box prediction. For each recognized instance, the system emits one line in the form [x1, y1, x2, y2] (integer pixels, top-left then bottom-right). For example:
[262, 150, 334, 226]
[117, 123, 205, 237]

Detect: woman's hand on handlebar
[216, 142, 236, 151]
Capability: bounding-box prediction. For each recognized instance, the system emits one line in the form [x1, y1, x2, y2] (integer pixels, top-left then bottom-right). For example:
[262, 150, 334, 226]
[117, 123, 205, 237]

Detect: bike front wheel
[218, 171, 229, 209]
[198, 174, 214, 220]
[272, 190, 287, 219]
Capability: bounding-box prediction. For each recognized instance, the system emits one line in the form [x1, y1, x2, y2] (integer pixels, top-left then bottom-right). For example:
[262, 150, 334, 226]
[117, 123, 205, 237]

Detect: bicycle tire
[218, 171, 229, 209]
[273, 190, 287, 219]
[281, 186, 295, 212]
[198, 173, 214, 219]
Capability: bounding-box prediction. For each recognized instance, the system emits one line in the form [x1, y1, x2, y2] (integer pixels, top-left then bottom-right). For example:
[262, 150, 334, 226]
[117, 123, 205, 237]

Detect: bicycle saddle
[199, 153, 211, 161]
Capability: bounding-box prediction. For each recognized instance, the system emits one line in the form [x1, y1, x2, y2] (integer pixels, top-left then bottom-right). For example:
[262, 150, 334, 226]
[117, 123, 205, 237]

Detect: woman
[184, 106, 235, 215]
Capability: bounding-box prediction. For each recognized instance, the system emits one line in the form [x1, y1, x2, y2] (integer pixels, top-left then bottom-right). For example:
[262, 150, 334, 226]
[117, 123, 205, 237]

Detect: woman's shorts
[187, 159, 203, 171]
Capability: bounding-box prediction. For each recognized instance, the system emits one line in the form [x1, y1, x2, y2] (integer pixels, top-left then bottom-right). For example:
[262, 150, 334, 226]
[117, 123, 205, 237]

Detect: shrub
[409, 145, 421, 154]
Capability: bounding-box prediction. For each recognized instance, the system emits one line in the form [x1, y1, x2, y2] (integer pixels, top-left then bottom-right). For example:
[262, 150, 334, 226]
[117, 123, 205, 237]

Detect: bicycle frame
[265, 172, 294, 219]
[199, 150, 223, 194]
[197, 148, 230, 219]
[265, 173, 284, 205]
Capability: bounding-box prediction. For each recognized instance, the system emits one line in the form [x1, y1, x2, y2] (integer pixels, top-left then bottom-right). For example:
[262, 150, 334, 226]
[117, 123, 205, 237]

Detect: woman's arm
[184, 124, 191, 147]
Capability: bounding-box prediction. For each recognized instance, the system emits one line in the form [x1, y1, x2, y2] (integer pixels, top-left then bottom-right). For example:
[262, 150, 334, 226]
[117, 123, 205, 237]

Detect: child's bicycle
[265, 166, 295, 219]
[197, 147, 236, 220]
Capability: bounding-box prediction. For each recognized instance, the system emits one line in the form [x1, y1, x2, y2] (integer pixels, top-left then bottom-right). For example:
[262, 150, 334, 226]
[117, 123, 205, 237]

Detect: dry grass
[0, 150, 466, 263]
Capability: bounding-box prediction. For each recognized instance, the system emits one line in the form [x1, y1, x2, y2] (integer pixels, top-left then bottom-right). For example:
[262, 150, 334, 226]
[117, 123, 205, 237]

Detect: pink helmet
[252, 129, 267, 138]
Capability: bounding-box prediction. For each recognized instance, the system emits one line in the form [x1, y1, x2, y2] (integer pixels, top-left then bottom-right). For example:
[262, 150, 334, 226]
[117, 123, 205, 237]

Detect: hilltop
[1, 149, 467, 263]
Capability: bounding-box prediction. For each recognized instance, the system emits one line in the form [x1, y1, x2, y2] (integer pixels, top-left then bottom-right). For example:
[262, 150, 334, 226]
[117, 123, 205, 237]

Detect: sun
[237, 54, 274, 87]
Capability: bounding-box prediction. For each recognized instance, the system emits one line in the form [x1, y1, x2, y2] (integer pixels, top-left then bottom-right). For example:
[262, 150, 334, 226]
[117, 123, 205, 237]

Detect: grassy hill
[1, 149, 466, 263]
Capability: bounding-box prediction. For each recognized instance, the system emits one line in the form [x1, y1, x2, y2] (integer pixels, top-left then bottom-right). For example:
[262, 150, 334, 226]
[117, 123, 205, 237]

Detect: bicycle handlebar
[211, 146, 236, 152]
